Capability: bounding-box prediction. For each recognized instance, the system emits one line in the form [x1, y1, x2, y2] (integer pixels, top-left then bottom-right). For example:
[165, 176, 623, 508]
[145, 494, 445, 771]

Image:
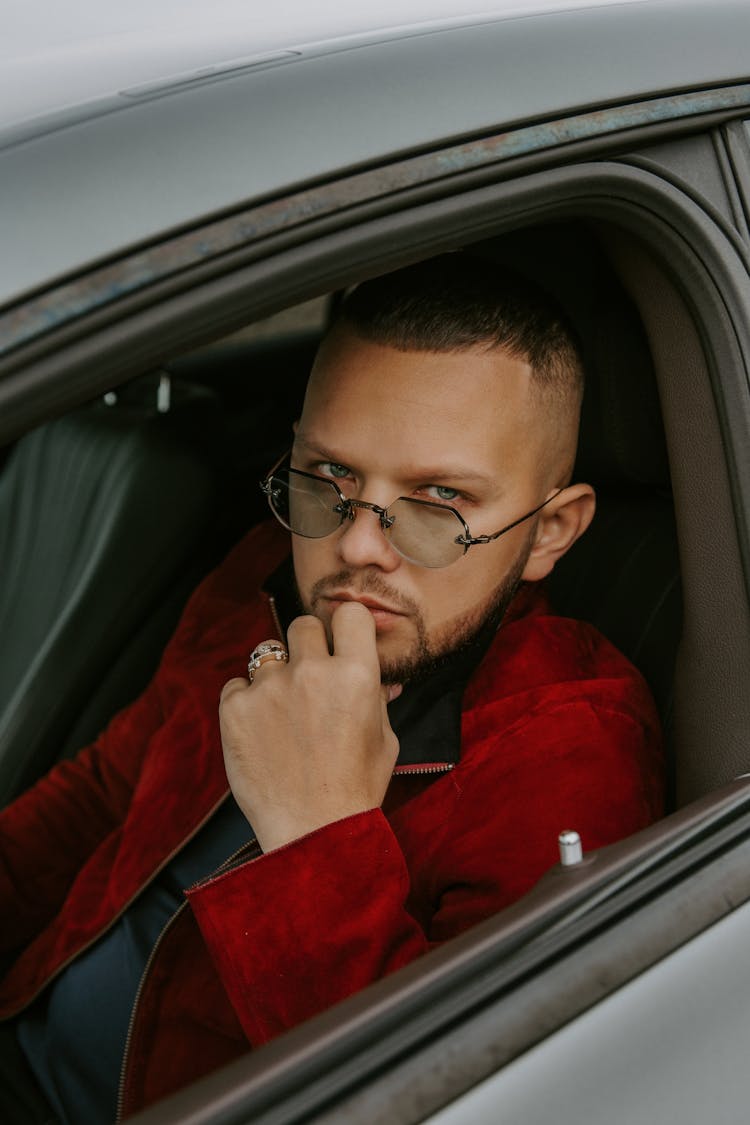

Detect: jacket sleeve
[186, 696, 664, 1047]
[0, 677, 164, 957]
[187, 810, 426, 1045]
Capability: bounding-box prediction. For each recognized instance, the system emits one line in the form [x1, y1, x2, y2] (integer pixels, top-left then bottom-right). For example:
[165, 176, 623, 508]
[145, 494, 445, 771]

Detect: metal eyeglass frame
[260, 452, 563, 566]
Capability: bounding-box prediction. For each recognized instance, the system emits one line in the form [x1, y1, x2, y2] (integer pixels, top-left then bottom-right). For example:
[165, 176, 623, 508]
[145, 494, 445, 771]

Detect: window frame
[6, 106, 750, 1125]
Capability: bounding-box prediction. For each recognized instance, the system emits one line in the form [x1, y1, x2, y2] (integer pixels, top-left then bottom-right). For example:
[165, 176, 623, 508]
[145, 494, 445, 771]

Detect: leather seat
[0, 378, 227, 806]
[478, 223, 681, 799]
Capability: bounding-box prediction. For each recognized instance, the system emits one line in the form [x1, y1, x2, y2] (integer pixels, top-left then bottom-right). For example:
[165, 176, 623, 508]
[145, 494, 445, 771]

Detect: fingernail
[386, 683, 403, 703]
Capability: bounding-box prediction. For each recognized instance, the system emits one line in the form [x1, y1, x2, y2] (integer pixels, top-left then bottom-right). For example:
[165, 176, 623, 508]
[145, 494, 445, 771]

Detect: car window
[6, 8, 750, 1119]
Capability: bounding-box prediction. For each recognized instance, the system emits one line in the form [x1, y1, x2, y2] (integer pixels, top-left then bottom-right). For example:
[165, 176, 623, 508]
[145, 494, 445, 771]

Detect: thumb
[380, 683, 401, 766]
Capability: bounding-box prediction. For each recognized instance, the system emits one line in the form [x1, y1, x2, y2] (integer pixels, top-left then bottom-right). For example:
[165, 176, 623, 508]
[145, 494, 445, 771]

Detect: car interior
[2, 211, 742, 849]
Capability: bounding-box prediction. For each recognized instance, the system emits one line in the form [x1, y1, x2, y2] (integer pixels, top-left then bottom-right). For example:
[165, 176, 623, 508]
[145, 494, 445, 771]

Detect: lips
[324, 591, 405, 616]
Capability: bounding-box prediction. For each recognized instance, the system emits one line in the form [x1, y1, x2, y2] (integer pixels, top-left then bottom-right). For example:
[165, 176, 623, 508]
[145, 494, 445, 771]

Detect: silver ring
[247, 639, 289, 683]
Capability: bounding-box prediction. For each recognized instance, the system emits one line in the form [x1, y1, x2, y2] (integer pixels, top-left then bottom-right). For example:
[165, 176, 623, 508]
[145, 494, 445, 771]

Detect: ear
[521, 483, 596, 583]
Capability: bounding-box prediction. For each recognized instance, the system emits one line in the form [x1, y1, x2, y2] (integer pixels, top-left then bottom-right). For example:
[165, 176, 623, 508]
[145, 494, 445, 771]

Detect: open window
[4, 120, 750, 1124]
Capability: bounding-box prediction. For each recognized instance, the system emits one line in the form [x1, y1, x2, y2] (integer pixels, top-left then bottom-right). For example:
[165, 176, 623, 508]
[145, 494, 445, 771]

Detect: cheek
[291, 533, 346, 602]
[416, 567, 487, 627]
[420, 542, 521, 624]
[291, 537, 323, 595]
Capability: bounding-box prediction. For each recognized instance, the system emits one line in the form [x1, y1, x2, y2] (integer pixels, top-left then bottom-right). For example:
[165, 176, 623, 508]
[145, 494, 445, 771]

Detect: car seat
[0, 375, 231, 806]
[477, 223, 681, 802]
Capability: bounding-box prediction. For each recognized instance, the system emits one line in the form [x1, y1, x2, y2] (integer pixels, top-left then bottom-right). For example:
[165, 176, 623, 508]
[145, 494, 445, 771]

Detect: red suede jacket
[0, 522, 664, 1117]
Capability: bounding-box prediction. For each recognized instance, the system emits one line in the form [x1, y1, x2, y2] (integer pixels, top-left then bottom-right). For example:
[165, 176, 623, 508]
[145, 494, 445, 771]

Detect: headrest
[474, 222, 670, 490]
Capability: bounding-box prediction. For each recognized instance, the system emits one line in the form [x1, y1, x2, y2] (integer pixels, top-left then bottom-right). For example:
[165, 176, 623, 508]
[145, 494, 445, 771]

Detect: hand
[219, 602, 401, 852]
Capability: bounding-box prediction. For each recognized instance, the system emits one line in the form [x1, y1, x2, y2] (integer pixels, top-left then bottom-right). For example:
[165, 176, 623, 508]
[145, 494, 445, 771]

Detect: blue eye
[426, 484, 460, 502]
[321, 462, 350, 479]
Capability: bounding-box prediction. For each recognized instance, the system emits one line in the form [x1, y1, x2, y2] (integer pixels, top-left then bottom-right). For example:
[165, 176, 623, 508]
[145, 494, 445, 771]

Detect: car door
[4, 4, 750, 1123]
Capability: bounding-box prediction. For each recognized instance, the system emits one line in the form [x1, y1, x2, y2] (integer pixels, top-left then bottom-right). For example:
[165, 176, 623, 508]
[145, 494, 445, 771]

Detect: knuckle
[220, 677, 246, 704]
[288, 614, 321, 637]
[347, 662, 372, 690]
[294, 657, 328, 692]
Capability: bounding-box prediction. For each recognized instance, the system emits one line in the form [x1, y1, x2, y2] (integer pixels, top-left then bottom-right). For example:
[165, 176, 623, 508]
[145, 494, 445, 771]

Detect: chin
[375, 637, 417, 682]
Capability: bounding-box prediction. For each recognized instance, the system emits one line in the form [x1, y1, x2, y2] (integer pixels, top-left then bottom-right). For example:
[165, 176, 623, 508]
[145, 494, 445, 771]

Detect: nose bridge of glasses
[342, 497, 395, 529]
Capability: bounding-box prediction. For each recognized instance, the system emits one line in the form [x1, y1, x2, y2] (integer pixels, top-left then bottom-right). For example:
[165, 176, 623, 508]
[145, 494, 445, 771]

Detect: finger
[382, 682, 403, 704]
[249, 655, 289, 685]
[330, 601, 379, 667]
[379, 691, 400, 760]
[285, 613, 329, 661]
[220, 677, 250, 703]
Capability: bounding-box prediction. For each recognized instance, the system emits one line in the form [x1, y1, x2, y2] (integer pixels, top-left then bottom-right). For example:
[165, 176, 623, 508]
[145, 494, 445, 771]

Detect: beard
[297, 533, 534, 685]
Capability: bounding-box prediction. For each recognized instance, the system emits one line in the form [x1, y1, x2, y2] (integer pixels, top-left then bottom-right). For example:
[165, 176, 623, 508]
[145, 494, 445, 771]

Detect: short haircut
[336, 253, 584, 407]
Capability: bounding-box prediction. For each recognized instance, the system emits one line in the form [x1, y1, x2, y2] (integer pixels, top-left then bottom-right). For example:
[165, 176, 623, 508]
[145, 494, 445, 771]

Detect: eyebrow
[293, 435, 498, 490]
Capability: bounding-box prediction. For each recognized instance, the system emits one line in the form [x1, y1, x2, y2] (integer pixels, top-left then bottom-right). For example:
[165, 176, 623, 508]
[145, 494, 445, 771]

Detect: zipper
[115, 899, 188, 1123]
[2, 792, 232, 1022]
[115, 836, 259, 1122]
[188, 837, 262, 890]
[393, 763, 454, 777]
[268, 593, 285, 641]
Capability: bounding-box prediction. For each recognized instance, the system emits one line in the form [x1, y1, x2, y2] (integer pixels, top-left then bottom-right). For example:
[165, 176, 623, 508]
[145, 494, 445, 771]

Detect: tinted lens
[267, 470, 344, 538]
[388, 498, 466, 567]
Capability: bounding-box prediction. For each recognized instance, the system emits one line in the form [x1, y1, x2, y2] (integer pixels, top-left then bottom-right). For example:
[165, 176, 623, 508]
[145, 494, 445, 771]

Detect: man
[0, 254, 663, 1122]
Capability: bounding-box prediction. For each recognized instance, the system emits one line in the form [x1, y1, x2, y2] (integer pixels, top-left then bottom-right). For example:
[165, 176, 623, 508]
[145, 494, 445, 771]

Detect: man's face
[291, 327, 561, 682]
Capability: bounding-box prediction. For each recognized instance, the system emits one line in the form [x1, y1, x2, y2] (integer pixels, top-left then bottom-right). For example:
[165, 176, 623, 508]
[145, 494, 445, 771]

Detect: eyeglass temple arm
[261, 448, 293, 485]
[457, 488, 564, 546]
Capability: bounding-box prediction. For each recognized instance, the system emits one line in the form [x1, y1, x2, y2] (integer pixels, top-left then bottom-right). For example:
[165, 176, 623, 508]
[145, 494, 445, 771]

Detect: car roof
[2, 1, 650, 127]
[2, 0, 749, 312]
[3, 1, 659, 138]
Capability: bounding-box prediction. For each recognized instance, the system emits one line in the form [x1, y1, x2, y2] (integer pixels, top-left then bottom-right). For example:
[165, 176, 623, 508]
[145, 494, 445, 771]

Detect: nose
[335, 505, 401, 572]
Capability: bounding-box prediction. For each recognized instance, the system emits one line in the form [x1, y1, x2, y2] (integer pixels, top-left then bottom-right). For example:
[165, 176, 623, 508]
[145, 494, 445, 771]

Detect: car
[3, 1, 750, 1121]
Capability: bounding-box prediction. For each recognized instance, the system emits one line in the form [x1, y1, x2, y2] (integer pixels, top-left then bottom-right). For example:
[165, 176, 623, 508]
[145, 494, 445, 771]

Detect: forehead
[300, 329, 538, 463]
